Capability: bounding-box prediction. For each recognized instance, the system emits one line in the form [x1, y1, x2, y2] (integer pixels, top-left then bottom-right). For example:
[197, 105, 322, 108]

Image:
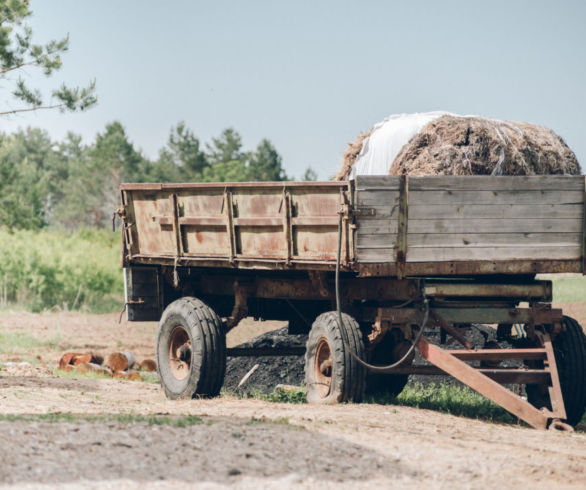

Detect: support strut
[416, 337, 568, 430]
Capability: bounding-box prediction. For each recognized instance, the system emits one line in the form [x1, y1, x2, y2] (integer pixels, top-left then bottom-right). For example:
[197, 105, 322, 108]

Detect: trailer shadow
[365, 380, 518, 426]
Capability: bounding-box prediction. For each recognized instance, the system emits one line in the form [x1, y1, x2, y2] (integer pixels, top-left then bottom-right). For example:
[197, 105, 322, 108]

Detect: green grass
[53, 368, 160, 383]
[367, 382, 516, 424]
[0, 412, 204, 427]
[234, 382, 516, 424]
[548, 274, 586, 303]
[52, 368, 113, 381]
[229, 386, 307, 404]
[0, 331, 62, 354]
[0, 228, 123, 313]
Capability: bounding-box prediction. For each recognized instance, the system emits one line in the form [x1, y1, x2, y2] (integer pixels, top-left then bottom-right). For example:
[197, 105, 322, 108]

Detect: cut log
[75, 363, 111, 375]
[106, 351, 136, 372]
[139, 359, 157, 372]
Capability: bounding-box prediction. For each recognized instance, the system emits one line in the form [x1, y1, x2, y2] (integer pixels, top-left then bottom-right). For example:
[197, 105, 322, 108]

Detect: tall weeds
[0, 228, 123, 312]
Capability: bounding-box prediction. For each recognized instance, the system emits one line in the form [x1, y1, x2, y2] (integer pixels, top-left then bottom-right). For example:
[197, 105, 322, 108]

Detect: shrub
[0, 228, 123, 312]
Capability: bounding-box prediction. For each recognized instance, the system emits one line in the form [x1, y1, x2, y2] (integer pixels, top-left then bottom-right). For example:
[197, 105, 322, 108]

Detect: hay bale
[334, 129, 373, 180]
[106, 351, 136, 372]
[338, 114, 580, 178]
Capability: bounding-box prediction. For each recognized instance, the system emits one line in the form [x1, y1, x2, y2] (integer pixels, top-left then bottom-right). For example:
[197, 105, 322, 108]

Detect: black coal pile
[224, 327, 307, 394]
[223, 324, 524, 395]
[408, 323, 522, 388]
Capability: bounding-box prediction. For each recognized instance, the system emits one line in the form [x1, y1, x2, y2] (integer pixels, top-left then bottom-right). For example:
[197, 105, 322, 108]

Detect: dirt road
[0, 375, 584, 489]
[0, 311, 585, 488]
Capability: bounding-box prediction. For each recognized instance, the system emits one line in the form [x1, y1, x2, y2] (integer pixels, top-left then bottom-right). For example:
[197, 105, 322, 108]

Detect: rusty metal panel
[290, 187, 342, 262]
[178, 189, 231, 257]
[121, 181, 351, 269]
[232, 187, 287, 259]
[129, 191, 176, 256]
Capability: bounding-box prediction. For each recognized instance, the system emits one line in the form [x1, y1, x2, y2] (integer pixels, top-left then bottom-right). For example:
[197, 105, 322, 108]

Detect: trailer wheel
[527, 316, 586, 426]
[304, 312, 366, 404]
[156, 297, 226, 399]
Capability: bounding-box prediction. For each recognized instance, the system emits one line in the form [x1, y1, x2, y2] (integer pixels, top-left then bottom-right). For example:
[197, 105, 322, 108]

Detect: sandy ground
[0, 310, 585, 489]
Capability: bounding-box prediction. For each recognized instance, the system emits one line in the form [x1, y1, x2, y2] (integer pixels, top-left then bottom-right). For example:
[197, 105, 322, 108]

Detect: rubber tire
[527, 316, 586, 426]
[304, 312, 366, 404]
[156, 297, 226, 399]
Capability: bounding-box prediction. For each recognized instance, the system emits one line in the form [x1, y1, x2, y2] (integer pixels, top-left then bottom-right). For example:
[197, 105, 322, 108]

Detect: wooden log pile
[58, 350, 158, 382]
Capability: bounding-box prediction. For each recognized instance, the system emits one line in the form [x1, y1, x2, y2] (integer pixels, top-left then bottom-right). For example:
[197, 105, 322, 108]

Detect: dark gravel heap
[408, 324, 522, 388]
[224, 327, 307, 394]
[223, 324, 524, 394]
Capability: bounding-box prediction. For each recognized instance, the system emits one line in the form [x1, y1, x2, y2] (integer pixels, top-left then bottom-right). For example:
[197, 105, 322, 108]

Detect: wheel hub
[314, 337, 333, 397]
[168, 325, 191, 381]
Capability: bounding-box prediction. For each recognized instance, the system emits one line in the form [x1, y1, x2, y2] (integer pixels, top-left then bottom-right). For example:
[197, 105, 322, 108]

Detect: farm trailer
[116, 175, 586, 430]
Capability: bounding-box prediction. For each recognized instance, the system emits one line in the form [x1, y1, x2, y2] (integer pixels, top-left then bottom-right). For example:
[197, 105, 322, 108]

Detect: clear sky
[3, 0, 585, 179]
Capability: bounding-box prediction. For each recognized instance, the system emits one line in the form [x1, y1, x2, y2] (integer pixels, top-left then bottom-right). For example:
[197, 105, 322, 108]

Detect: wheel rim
[314, 337, 333, 397]
[168, 325, 191, 381]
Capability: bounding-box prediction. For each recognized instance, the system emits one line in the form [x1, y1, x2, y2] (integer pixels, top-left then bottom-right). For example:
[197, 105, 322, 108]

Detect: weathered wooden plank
[358, 245, 581, 263]
[357, 189, 583, 206]
[356, 175, 584, 192]
[357, 232, 582, 248]
[356, 218, 583, 234]
[361, 203, 583, 220]
[408, 176, 584, 191]
[407, 246, 581, 262]
[355, 176, 401, 190]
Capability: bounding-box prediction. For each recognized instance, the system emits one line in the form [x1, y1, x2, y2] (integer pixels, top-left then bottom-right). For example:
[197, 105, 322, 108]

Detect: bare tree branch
[0, 61, 40, 75]
[0, 103, 65, 116]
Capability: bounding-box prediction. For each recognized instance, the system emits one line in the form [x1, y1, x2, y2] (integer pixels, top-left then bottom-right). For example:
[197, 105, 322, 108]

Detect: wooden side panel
[355, 176, 585, 265]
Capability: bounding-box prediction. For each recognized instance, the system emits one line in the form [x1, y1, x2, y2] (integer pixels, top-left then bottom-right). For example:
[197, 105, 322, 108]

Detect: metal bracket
[353, 207, 376, 217]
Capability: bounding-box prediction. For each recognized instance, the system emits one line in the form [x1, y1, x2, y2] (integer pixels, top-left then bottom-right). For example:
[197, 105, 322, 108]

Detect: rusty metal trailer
[117, 175, 586, 430]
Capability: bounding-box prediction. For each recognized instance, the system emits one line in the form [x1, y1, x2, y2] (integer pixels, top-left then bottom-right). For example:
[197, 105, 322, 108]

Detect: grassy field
[546, 274, 586, 303]
[0, 228, 123, 313]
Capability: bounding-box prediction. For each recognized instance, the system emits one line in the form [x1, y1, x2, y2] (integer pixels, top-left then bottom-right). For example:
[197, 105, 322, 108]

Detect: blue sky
[3, 0, 585, 179]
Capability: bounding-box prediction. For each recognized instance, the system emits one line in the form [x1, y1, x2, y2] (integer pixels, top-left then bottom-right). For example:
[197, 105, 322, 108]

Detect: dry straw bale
[335, 129, 373, 180]
[338, 115, 580, 178]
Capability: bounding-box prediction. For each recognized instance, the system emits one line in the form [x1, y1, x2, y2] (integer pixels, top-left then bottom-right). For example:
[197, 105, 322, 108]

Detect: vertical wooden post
[582, 176, 586, 274]
[396, 175, 409, 279]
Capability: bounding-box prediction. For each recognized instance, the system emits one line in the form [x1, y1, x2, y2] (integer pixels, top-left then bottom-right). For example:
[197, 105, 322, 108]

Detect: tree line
[0, 121, 316, 230]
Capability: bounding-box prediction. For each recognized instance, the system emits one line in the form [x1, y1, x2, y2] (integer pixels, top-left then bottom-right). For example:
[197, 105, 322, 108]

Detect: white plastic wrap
[351, 112, 449, 178]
